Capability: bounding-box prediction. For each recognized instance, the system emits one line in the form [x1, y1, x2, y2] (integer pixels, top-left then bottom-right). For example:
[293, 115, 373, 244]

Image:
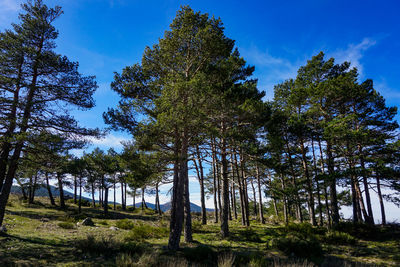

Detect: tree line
[1, 1, 399, 251]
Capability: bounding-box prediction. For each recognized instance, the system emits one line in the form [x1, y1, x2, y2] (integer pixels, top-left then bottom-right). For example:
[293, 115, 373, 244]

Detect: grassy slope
[0, 195, 399, 267]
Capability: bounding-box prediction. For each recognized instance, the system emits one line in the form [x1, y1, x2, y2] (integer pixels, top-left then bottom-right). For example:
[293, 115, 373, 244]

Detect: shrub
[98, 220, 108, 226]
[284, 222, 326, 237]
[324, 231, 357, 245]
[183, 245, 216, 263]
[124, 224, 169, 241]
[334, 222, 380, 240]
[272, 233, 323, 260]
[116, 219, 135, 230]
[192, 220, 203, 233]
[239, 228, 262, 243]
[58, 222, 75, 229]
[76, 234, 120, 256]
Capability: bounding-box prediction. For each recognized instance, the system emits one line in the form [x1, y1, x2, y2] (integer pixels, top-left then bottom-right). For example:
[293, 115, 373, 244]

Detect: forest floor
[0, 195, 399, 267]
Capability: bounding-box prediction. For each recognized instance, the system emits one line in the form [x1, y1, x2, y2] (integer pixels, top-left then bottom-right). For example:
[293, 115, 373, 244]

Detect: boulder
[81, 218, 94, 226]
[109, 226, 119, 231]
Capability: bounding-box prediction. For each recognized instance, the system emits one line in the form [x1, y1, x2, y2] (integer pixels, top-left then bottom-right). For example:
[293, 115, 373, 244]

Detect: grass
[1, 194, 399, 266]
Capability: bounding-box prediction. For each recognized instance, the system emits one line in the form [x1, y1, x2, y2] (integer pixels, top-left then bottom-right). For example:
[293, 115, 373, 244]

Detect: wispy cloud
[331, 38, 377, 76]
[241, 45, 301, 99]
[87, 133, 130, 149]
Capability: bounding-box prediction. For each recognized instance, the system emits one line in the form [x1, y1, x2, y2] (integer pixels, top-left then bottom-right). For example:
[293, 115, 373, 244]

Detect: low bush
[334, 221, 380, 240]
[191, 220, 203, 233]
[272, 233, 323, 261]
[283, 222, 326, 236]
[324, 231, 357, 245]
[58, 221, 76, 229]
[116, 219, 135, 230]
[75, 234, 120, 256]
[98, 220, 108, 226]
[124, 224, 169, 241]
[182, 244, 216, 263]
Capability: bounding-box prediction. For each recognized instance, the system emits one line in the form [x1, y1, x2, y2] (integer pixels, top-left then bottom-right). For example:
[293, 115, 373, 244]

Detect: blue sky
[1, 0, 400, 221]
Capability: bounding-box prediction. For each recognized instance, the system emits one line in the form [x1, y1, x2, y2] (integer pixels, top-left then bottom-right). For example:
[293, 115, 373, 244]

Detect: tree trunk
[233, 151, 246, 225]
[212, 143, 219, 223]
[230, 159, 238, 220]
[326, 141, 339, 225]
[113, 177, 116, 210]
[121, 181, 125, 210]
[57, 173, 65, 209]
[250, 178, 257, 218]
[91, 184, 96, 208]
[300, 140, 316, 226]
[195, 145, 207, 225]
[359, 149, 374, 225]
[280, 174, 289, 225]
[104, 187, 109, 216]
[46, 172, 55, 206]
[311, 140, 323, 226]
[318, 138, 331, 228]
[74, 176, 77, 204]
[256, 166, 265, 224]
[79, 176, 82, 214]
[168, 131, 186, 250]
[184, 157, 193, 242]
[220, 132, 230, 238]
[376, 176, 386, 225]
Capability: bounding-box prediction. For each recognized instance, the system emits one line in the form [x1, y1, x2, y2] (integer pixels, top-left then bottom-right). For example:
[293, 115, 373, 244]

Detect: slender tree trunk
[239, 151, 250, 226]
[132, 188, 136, 210]
[78, 176, 82, 214]
[46, 172, 55, 206]
[230, 159, 238, 220]
[300, 140, 316, 225]
[250, 178, 257, 218]
[104, 187, 109, 216]
[212, 142, 219, 223]
[113, 177, 116, 210]
[220, 131, 230, 238]
[326, 141, 339, 225]
[311, 140, 323, 226]
[120, 182, 124, 210]
[155, 183, 161, 215]
[57, 173, 65, 209]
[376, 176, 386, 225]
[318, 138, 331, 228]
[256, 166, 265, 224]
[193, 146, 207, 224]
[91, 184, 95, 208]
[233, 151, 246, 225]
[141, 188, 147, 210]
[74, 176, 77, 204]
[124, 183, 127, 209]
[280, 174, 289, 225]
[359, 149, 374, 225]
[355, 179, 370, 222]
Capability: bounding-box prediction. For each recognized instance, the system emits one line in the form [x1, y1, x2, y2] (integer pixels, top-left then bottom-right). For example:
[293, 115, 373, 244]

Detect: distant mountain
[129, 202, 213, 212]
[11, 185, 213, 212]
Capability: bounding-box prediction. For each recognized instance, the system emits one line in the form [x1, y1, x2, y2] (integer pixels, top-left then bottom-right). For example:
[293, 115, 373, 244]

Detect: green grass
[1, 195, 399, 266]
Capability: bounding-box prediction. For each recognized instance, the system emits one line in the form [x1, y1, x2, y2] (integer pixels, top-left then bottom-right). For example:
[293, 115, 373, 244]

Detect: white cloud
[87, 133, 130, 149]
[331, 38, 377, 76]
[241, 45, 302, 100]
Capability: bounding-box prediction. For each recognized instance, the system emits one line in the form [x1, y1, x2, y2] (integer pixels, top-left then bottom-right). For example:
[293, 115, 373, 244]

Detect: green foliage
[124, 224, 169, 241]
[334, 222, 381, 240]
[272, 233, 323, 260]
[57, 221, 75, 229]
[116, 219, 135, 230]
[182, 245, 216, 263]
[75, 234, 120, 256]
[324, 231, 357, 245]
[283, 222, 327, 236]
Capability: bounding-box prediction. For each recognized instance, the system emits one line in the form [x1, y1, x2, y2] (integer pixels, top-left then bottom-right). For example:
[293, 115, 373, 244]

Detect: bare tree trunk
[194, 146, 207, 224]
[280, 174, 289, 225]
[46, 172, 55, 206]
[256, 166, 265, 224]
[113, 177, 116, 210]
[233, 151, 246, 225]
[250, 178, 257, 218]
[57, 173, 65, 209]
[212, 141, 219, 223]
[220, 131, 230, 238]
[121, 181, 125, 210]
[91, 183, 96, 208]
[168, 132, 185, 250]
[230, 158, 238, 220]
[376, 176, 386, 225]
[78, 176, 82, 214]
[300, 140, 316, 226]
[311, 140, 323, 226]
[74, 176, 77, 204]
[104, 187, 109, 216]
[184, 159, 193, 242]
[318, 138, 331, 228]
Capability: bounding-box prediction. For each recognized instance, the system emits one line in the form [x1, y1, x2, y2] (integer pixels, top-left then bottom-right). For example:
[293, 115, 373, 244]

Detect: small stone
[109, 226, 119, 231]
[81, 218, 94, 226]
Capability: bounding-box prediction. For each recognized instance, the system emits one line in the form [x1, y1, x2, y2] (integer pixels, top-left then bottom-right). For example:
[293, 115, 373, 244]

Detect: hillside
[11, 185, 213, 212]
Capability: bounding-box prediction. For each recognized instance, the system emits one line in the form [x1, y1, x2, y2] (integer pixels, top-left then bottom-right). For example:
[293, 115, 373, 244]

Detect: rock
[40, 218, 50, 222]
[109, 226, 119, 231]
[81, 218, 94, 226]
[0, 225, 7, 234]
